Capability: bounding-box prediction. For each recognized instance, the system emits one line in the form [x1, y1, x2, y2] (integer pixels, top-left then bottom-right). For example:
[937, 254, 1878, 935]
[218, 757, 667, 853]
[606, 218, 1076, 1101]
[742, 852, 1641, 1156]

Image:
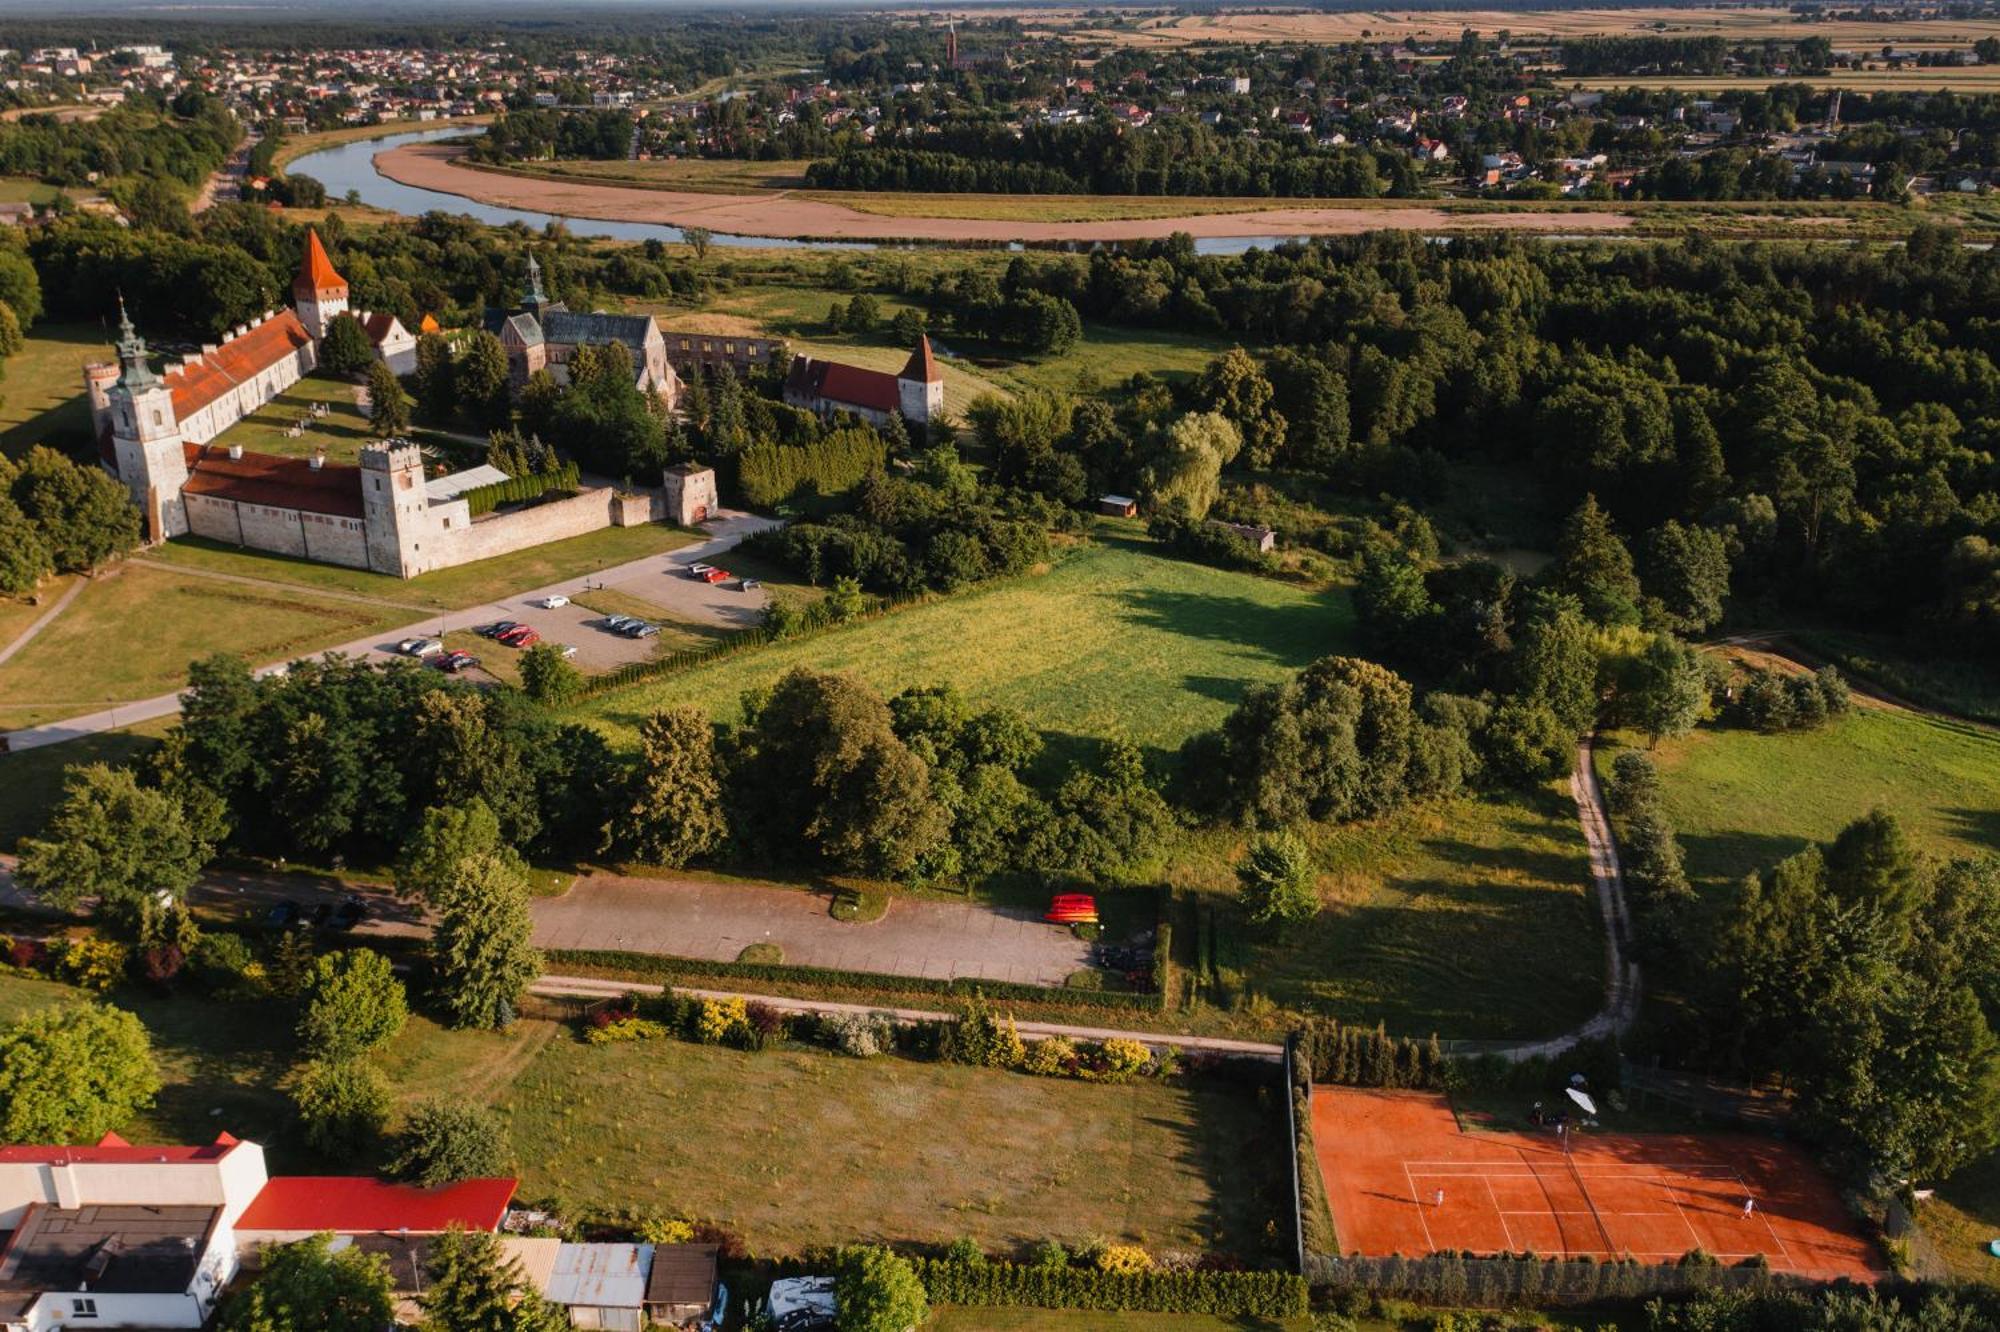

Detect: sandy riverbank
[375, 142, 1638, 243]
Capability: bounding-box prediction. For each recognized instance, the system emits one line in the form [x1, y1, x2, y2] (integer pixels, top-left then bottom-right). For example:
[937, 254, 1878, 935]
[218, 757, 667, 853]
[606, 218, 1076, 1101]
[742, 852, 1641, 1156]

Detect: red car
[698, 567, 732, 584]
[499, 626, 541, 648]
[1044, 893, 1099, 924]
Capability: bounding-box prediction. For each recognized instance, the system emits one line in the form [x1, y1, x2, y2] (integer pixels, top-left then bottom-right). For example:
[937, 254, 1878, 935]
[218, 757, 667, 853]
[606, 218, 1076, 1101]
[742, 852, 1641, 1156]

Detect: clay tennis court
[1311, 1088, 1882, 1281]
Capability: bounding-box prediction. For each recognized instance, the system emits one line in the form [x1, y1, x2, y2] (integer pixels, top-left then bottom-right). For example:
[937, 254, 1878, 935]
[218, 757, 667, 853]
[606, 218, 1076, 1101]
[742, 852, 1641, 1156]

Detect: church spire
[522, 249, 550, 313]
[114, 295, 157, 391]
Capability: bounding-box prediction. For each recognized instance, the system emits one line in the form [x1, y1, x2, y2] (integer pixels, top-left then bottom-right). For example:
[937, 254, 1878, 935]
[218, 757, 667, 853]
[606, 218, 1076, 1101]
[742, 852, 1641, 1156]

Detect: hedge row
[736, 428, 886, 509]
[1295, 1017, 1446, 1090]
[462, 462, 581, 517]
[545, 948, 1165, 1013]
[1305, 1252, 1797, 1308]
[915, 1259, 1308, 1317]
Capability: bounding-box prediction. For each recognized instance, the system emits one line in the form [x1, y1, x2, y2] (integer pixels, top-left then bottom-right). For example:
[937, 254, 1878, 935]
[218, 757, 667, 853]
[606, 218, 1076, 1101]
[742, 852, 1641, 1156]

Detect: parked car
[476, 621, 520, 639]
[600, 614, 636, 632]
[553, 643, 577, 659]
[686, 563, 714, 578]
[264, 900, 300, 929]
[397, 637, 443, 657]
[500, 626, 542, 648]
[626, 622, 661, 639]
[739, 578, 761, 591]
[307, 901, 332, 928]
[328, 895, 368, 932]
[437, 651, 480, 673]
[699, 567, 731, 584]
[535, 594, 569, 609]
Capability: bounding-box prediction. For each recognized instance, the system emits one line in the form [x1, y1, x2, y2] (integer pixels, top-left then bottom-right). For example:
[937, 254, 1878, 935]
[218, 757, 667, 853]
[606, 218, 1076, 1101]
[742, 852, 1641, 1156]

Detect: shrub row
[735, 428, 886, 509]
[1306, 1251, 1795, 1309]
[914, 1258, 1308, 1317]
[1295, 1017, 1446, 1090]
[545, 948, 1165, 1013]
[461, 462, 581, 517]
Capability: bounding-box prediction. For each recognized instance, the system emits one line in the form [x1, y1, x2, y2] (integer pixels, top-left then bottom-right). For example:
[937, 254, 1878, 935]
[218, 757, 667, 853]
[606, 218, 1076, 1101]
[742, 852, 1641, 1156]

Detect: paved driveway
[533, 874, 1091, 986]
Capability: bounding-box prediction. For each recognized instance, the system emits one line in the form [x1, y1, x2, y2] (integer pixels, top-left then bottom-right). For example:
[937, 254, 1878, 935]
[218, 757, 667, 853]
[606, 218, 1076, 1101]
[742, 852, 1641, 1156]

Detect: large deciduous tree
[0, 1005, 160, 1143]
[614, 707, 727, 868]
[16, 763, 215, 927]
[298, 949, 408, 1063]
[214, 1232, 395, 1332]
[318, 312, 375, 377]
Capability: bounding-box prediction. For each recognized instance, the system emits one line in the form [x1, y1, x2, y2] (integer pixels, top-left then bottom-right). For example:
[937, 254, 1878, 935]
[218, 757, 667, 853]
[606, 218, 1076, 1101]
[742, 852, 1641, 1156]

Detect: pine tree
[419, 1229, 565, 1332]
[429, 852, 541, 1030]
[365, 361, 411, 438]
[1553, 494, 1641, 626]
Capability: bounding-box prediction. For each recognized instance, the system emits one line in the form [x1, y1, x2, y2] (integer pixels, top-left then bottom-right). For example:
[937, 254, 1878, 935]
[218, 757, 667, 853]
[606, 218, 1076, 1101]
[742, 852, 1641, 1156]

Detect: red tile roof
[786, 356, 900, 415]
[163, 312, 315, 423]
[181, 443, 365, 519]
[237, 1177, 517, 1234]
[294, 228, 347, 299]
[0, 1132, 245, 1166]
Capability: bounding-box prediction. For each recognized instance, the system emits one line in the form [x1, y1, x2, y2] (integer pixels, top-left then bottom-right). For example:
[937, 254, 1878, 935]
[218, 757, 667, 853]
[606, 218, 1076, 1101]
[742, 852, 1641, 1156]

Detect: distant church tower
[897, 335, 944, 425]
[521, 250, 555, 320]
[106, 297, 189, 542]
[293, 228, 349, 339]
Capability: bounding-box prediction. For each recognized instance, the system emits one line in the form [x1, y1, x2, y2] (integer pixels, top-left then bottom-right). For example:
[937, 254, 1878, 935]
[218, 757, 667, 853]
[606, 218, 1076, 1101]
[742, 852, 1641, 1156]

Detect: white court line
[1404, 1162, 1438, 1254]
[1656, 1180, 1707, 1253]
[1482, 1174, 1515, 1251]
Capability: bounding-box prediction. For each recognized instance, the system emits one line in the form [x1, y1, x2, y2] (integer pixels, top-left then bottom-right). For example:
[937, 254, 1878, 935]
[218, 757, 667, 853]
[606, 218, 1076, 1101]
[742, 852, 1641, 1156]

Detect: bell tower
[106, 297, 188, 541]
[293, 227, 349, 339]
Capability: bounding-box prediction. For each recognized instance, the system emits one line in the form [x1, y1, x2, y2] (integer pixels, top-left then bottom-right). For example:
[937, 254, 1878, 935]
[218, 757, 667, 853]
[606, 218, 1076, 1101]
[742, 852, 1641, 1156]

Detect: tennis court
[1311, 1087, 1882, 1281]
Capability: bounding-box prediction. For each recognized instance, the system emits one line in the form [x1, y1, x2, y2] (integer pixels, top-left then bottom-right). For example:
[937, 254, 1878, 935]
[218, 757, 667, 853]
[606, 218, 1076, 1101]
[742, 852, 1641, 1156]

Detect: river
[287, 128, 1315, 255]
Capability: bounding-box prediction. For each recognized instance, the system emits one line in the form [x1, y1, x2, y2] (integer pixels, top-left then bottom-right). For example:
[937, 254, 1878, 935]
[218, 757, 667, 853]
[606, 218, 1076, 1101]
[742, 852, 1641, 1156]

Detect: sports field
[1310, 1087, 1881, 1281]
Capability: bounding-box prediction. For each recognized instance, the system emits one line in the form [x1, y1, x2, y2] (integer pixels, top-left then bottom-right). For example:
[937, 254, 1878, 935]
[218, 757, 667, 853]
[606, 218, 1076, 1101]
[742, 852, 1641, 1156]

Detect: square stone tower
[360, 442, 433, 576]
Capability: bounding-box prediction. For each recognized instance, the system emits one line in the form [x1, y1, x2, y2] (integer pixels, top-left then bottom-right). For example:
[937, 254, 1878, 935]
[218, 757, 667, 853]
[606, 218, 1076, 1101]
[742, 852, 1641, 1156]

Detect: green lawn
[0, 720, 171, 848]
[0, 321, 113, 459]
[0, 176, 59, 206]
[137, 522, 702, 613]
[1606, 709, 2000, 894]
[208, 374, 375, 461]
[1922, 1151, 2000, 1286]
[1790, 627, 2000, 725]
[1169, 785, 1603, 1041]
[577, 536, 1350, 764]
[0, 563, 412, 729]
[0, 574, 74, 650]
[500, 1034, 1289, 1260]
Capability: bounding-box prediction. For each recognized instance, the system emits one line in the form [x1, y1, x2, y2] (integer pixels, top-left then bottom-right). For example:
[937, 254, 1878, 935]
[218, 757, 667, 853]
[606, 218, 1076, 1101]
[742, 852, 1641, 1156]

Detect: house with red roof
[782, 335, 944, 429]
[0, 1132, 513, 1331]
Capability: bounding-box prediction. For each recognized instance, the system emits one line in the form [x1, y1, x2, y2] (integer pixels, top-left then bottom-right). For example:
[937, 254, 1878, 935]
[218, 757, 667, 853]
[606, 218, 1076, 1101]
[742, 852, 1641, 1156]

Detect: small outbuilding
[1210, 519, 1277, 553]
[662, 463, 719, 526]
[643, 1243, 721, 1329]
[545, 1242, 652, 1331]
[1097, 494, 1139, 518]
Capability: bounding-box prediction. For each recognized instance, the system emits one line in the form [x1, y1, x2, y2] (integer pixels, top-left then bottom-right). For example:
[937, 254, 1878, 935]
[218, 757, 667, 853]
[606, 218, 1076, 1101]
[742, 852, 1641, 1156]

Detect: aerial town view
[0, 0, 1997, 1328]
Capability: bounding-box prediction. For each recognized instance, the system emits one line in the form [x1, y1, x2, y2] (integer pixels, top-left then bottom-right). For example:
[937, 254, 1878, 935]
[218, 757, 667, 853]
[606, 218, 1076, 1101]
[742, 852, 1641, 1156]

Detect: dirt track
[376, 142, 1637, 243]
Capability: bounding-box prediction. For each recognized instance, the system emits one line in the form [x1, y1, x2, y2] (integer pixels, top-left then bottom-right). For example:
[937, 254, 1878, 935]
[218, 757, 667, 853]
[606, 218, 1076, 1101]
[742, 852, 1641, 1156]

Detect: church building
[782, 335, 944, 429]
[483, 252, 678, 404]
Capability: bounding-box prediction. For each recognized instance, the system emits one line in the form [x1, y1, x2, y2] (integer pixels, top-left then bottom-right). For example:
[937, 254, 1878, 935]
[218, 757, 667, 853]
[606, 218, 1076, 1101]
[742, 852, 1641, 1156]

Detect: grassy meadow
[0, 562, 412, 730]
[576, 535, 1351, 764]
[0, 973, 1288, 1261]
[1602, 708, 2000, 894]
[0, 321, 114, 459]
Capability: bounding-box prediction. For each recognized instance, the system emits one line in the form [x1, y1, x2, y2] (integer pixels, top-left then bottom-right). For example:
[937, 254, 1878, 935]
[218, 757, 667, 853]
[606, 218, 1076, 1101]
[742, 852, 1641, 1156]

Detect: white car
[535, 594, 569, 609]
[686, 562, 714, 578]
[398, 637, 443, 657]
[554, 644, 577, 659]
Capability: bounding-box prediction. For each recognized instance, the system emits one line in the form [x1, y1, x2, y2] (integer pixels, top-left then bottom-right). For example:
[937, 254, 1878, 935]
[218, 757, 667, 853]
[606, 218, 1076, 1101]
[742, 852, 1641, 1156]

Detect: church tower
[106, 297, 189, 541]
[897, 335, 944, 425]
[520, 250, 555, 320]
[293, 228, 348, 339]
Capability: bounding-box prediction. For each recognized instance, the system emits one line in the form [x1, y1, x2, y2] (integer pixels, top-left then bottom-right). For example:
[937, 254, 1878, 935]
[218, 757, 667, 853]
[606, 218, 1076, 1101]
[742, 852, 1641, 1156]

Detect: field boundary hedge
[915, 1259, 1308, 1317]
[545, 948, 1165, 1013]
[461, 462, 581, 516]
[1304, 1251, 1805, 1308]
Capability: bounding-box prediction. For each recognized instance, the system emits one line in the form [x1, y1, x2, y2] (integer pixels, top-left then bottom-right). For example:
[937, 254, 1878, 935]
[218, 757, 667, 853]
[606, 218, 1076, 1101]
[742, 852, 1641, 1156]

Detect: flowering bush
[694, 996, 747, 1045]
[1096, 1244, 1153, 1274]
[1093, 1038, 1150, 1082]
[827, 1012, 893, 1057]
[636, 1215, 697, 1245]
[1022, 1036, 1077, 1077]
[2, 937, 47, 972]
[585, 1017, 669, 1045]
[57, 937, 128, 992]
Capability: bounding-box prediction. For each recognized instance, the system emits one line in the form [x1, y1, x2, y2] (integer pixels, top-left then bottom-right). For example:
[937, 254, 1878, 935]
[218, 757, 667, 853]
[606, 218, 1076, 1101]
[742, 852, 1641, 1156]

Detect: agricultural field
[1036, 7, 2000, 52]
[1602, 708, 2000, 895]
[576, 535, 1351, 765]
[0, 561, 412, 731]
[1167, 785, 1603, 1042]
[0, 321, 114, 459]
[1574, 67, 2000, 93]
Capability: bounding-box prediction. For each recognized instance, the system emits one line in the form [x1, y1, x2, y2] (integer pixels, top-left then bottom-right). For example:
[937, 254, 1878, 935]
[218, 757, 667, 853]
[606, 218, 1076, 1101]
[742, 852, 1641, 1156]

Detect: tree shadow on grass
[1677, 829, 1812, 892]
[1943, 806, 2000, 855]
[116, 988, 301, 1162]
[1117, 585, 1349, 670]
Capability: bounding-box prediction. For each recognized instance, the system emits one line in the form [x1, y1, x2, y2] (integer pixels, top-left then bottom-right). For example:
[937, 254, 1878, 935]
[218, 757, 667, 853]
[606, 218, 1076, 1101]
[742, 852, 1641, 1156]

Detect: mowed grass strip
[1613, 708, 2000, 893]
[577, 539, 1350, 758]
[136, 523, 702, 613]
[0, 563, 412, 728]
[500, 1033, 1286, 1258]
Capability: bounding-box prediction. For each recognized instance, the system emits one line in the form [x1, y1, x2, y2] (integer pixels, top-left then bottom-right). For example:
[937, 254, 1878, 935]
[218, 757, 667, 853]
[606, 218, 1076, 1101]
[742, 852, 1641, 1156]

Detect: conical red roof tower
[899, 334, 941, 384]
[293, 228, 347, 304]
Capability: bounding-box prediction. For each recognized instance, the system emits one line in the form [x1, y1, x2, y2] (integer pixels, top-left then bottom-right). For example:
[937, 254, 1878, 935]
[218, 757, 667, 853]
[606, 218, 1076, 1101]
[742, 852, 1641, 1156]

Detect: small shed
[643, 1243, 720, 1328]
[1097, 493, 1138, 518]
[1210, 519, 1277, 553]
[546, 1242, 653, 1332]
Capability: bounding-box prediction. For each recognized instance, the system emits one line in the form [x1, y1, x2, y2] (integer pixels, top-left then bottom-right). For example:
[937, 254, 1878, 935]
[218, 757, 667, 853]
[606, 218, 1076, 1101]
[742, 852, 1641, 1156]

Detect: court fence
[1302, 1251, 1809, 1307]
